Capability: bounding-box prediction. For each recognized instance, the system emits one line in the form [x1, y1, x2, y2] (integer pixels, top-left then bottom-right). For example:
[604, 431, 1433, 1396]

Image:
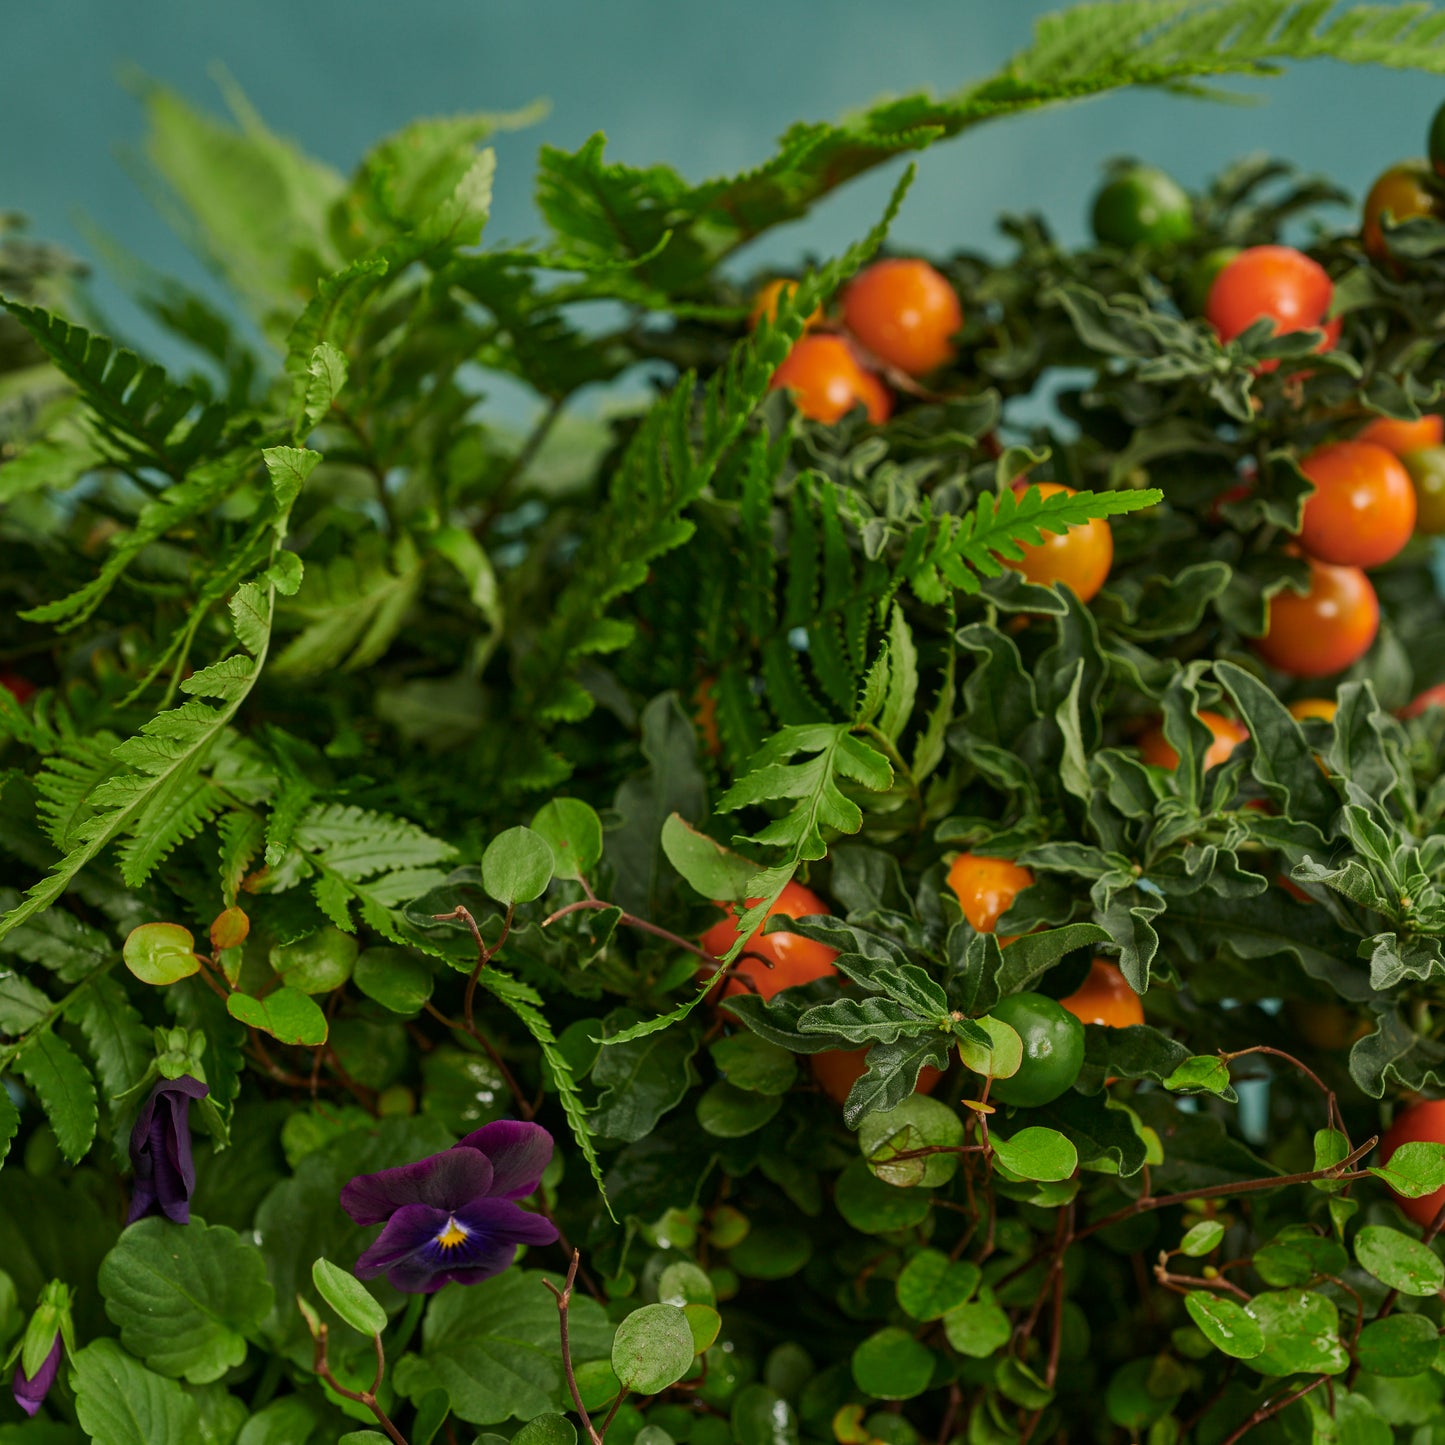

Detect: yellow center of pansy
[435, 1216, 470, 1250]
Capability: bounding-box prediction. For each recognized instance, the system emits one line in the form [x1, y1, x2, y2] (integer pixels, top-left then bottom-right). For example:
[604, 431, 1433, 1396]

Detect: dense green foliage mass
[12, 3, 1445, 1442]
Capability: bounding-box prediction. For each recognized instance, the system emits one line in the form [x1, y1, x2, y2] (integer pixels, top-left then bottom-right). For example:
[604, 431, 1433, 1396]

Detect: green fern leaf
[23, 448, 255, 629]
[218, 811, 265, 907]
[0, 301, 229, 472]
[473, 966, 611, 1214]
[516, 170, 914, 745]
[272, 535, 423, 676]
[290, 803, 457, 881]
[33, 739, 119, 851]
[13, 1029, 97, 1163]
[67, 975, 152, 1118]
[115, 774, 224, 888]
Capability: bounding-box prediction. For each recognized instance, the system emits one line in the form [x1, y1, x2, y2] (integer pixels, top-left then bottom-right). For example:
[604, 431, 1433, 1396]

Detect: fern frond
[0, 301, 229, 472]
[115, 773, 224, 887]
[907, 484, 1164, 601]
[538, 1, 1445, 287]
[291, 803, 457, 882]
[606, 705, 896, 1048]
[515, 171, 914, 743]
[33, 738, 120, 851]
[272, 534, 423, 676]
[0, 446, 308, 942]
[24, 446, 257, 629]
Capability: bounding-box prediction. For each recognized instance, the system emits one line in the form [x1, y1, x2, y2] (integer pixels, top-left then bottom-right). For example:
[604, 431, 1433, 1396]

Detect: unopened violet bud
[11, 1334, 60, 1418]
[128, 1074, 209, 1224]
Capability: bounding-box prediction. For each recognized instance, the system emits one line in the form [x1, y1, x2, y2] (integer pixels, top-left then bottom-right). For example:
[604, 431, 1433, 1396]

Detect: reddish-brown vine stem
[543, 1250, 605, 1445]
[311, 1321, 410, 1445]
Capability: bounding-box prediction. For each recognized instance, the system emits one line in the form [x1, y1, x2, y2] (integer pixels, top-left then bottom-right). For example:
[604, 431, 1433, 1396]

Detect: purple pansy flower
[340, 1120, 559, 1294]
[12, 1335, 61, 1418]
[128, 1075, 209, 1224]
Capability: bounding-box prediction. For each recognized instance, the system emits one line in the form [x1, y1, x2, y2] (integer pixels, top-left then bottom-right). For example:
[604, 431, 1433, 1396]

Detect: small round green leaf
[858, 1096, 964, 1188]
[851, 1327, 935, 1400]
[658, 1260, 716, 1308]
[1163, 1055, 1235, 1098]
[513, 1413, 579, 1445]
[1183, 1291, 1265, 1360]
[942, 1288, 1010, 1358]
[338, 1434, 390, 1445]
[835, 1158, 931, 1234]
[896, 1248, 980, 1321]
[1357, 1313, 1440, 1377]
[270, 928, 358, 994]
[311, 1257, 386, 1337]
[1247, 1289, 1349, 1376]
[482, 826, 554, 904]
[1370, 1141, 1445, 1198]
[957, 1016, 1022, 1080]
[1355, 1226, 1445, 1297]
[352, 947, 433, 1015]
[996, 1356, 1053, 1411]
[1105, 1358, 1180, 1430]
[991, 1127, 1078, 1183]
[1179, 1220, 1226, 1257]
[684, 1303, 722, 1354]
[123, 923, 202, 986]
[227, 987, 329, 1046]
[531, 799, 603, 881]
[696, 1081, 781, 1138]
[612, 1303, 696, 1394]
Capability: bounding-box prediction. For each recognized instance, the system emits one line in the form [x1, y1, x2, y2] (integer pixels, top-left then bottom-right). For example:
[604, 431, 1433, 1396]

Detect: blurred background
[3, 0, 1439, 370]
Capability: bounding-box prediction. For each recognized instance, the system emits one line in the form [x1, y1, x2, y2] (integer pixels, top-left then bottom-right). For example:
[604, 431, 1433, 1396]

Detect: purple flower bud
[340, 1119, 559, 1293]
[128, 1075, 209, 1225]
[12, 1334, 61, 1418]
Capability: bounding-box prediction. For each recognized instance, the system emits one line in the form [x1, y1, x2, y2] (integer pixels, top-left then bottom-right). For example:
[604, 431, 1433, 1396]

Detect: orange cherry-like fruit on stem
[1356, 413, 1444, 456]
[841, 258, 963, 376]
[1255, 558, 1380, 679]
[1297, 440, 1415, 569]
[700, 881, 840, 1001]
[1401, 683, 1445, 719]
[1059, 959, 1143, 1029]
[1205, 245, 1332, 344]
[769, 335, 892, 425]
[946, 853, 1034, 939]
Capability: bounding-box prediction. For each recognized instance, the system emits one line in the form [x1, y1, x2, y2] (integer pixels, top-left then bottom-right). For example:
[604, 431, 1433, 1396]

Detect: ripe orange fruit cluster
[761, 258, 962, 427]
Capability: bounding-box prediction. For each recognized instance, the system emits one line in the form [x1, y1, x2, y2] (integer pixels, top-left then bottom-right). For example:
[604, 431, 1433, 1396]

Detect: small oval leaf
[123, 923, 202, 986]
[611, 1303, 695, 1394]
[311, 1258, 386, 1337]
[1183, 1292, 1264, 1360]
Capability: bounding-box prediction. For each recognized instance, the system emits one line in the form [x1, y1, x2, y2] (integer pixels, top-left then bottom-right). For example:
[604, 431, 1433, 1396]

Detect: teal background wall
[1, 0, 1439, 365]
